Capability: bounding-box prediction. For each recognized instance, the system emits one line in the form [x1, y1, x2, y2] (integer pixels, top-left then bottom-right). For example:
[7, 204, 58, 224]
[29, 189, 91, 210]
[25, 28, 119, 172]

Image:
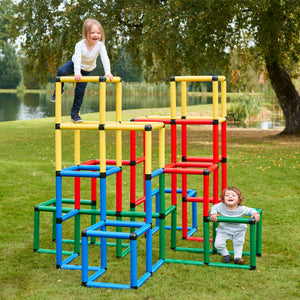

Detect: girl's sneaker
[50, 91, 64, 102]
[71, 114, 83, 123]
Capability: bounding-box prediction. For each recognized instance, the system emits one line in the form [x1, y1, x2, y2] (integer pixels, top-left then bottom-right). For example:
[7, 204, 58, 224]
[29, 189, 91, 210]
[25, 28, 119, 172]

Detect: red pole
[74, 177, 80, 210]
[171, 123, 177, 205]
[203, 174, 210, 217]
[221, 121, 227, 191]
[130, 131, 136, 206]
[116, 172, 122, 212]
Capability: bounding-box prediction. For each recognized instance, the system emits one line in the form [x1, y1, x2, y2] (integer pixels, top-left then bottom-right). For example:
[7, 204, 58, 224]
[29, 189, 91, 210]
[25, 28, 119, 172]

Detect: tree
[0, 43, 22, 88]
[13, 0, 300, 133]
[0, 0, 21, 89]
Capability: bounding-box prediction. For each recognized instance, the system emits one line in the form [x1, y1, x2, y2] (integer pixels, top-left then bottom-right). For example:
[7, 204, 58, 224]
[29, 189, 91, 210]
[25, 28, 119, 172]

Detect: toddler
[210, 186, 260, 264]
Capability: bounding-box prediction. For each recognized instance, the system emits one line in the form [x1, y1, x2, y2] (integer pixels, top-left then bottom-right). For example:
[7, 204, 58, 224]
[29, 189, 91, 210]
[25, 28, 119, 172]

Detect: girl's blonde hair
[222, 186, 244, 206]
[82, 19, 105, 43]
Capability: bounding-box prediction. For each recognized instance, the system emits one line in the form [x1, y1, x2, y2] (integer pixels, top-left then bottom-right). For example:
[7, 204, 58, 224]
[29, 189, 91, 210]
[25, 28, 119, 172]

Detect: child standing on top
[51, 19, 113, 123]
[210, 186, 260, 264]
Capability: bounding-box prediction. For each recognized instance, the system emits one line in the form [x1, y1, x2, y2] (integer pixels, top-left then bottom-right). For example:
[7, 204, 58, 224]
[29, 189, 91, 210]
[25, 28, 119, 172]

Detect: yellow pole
[221, 80, 227, 118]
[74, 130, 80, 165]
[55, 81, 62, 171]
[55, 130, 62, 171]
[145, 130, 152, 175]
[212, 80, 219, 120]
[55, 82, 62, 124]
[99, 80, 106, 172]
[159, 127, 165, 169]
[116, 81, 122, 122]
[170, 81, 176, 119]
[99, 81, 106, 124]
[181, 81, 187, 118]
[115, 81, 122, 166]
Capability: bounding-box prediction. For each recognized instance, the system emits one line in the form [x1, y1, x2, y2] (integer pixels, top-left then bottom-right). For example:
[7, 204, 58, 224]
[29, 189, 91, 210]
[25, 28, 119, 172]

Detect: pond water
[0, 92, 213, 122]
[0, 92, 283, 129]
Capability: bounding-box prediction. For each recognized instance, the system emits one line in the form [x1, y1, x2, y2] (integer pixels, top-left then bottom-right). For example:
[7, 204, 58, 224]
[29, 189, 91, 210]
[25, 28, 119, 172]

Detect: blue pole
[56, 176, 62, 268]
[81, 235, 89, 285]
[100, 177, 107, 269]
[130, 239, 138, 288]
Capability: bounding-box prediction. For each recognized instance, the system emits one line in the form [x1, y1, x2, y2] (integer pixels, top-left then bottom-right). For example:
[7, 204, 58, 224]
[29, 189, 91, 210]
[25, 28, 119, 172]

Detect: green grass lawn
[0, 107, 299, 299]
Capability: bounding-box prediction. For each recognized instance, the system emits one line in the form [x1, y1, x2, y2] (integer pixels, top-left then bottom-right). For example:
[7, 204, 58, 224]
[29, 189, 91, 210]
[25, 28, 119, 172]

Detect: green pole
[203, 219, 210, 264]
[212, 222, 218, 253]
[33, 208, 40, 251]
[256, 209, 262, 256]
[171, 206, 177, 249]
[74, 213, 80, 254]
[116, 215, 122, 257]
[91, 201, 96, 244]
[159, 173, 166, 259]
[250, 219, 256, 269]
[52, 209, 56, 241]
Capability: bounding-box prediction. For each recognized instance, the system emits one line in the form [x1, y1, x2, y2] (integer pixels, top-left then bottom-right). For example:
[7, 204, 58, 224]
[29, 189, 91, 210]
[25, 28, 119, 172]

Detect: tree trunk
[266, 61, 300, 134]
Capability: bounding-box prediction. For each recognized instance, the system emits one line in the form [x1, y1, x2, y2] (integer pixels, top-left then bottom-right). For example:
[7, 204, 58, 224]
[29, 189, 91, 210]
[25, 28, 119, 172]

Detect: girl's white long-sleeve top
[72, 39, 111, 75]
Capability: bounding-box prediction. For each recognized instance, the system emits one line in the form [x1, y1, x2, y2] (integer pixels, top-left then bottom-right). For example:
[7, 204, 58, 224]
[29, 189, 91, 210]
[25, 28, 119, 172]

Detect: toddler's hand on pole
[210, 214, 218, 222]
[252, 213, 260, 222]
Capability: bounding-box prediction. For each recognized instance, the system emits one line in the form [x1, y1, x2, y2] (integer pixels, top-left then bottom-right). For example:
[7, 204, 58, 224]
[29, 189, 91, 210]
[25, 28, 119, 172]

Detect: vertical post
[130, 239, 138, 288]
[55, 175, 62, 268]
[33, 208, 40, 251]
[130, 131, 136, 231]
[203, 174, 210, 264]
[159, 173, 166, 260]
[250, 219, 256, 269]
[221, 79, 227, 191]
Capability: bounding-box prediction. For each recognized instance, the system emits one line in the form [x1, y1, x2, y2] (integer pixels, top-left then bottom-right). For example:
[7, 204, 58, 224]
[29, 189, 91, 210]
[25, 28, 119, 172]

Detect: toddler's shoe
[222, 255, 231, 263]
[234, 257, 245, 264]
[71, 114, 83, 123]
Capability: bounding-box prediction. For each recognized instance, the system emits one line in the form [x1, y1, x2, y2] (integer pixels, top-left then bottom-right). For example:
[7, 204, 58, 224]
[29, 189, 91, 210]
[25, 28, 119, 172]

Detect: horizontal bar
[207, 216, 255, 224]
[58, 76, 121, 83]
[106, 220, 146, 228]
[172, 75, 226, 82]
[165, 258, 205, 266]
[86, 281, 130, 289]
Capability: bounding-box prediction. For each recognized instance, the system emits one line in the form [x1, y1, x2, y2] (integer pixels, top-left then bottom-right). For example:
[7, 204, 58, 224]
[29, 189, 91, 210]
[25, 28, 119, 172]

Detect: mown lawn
[0, 107, 299, 300]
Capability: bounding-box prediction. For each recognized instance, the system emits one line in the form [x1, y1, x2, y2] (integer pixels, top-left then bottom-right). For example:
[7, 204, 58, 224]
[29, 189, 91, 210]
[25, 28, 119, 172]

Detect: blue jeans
[55, 60, 91, 115]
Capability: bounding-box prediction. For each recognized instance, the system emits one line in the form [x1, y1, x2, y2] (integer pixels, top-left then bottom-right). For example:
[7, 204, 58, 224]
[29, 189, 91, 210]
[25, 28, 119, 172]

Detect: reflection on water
[0, 92, 283, 129]
[0, 92, 212, 122]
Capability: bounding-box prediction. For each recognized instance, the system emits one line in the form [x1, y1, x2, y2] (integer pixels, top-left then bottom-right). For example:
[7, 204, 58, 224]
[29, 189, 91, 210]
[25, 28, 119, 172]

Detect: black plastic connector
[82, 229, 87, 237]
[34, 205, 39, 211]
[55, 123, 60, 130]
[100, 172, 106, 178]
[203, 216, 209, 222]
[203, 169, 210, 175]
[182, 156, 187, 162]
[130, 203, 136, 209]
[213, 119, 219, 125]
[130, 160, 136, 166]
[99, 76, 107, 82]
[170, 76, 175, 81]
[221, 157, 227, 163]
[145, 174, 152, 180]
[56, 76, 61, 82]
[129, 233, 138, 240]
[182, 197, 187, 203]
[116, 211, 121, 217]
[56, 171, 61, 177]
[249, 218, 256, 225]
[98, 124, 105, 130]
[250, 266, 256, 270]
[144, 124, 152, 131]
[159, 213, 165, 219]
[56, 218, 62, 224]
[170, 119, 176, 125]
[212, 76, 218, 81]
